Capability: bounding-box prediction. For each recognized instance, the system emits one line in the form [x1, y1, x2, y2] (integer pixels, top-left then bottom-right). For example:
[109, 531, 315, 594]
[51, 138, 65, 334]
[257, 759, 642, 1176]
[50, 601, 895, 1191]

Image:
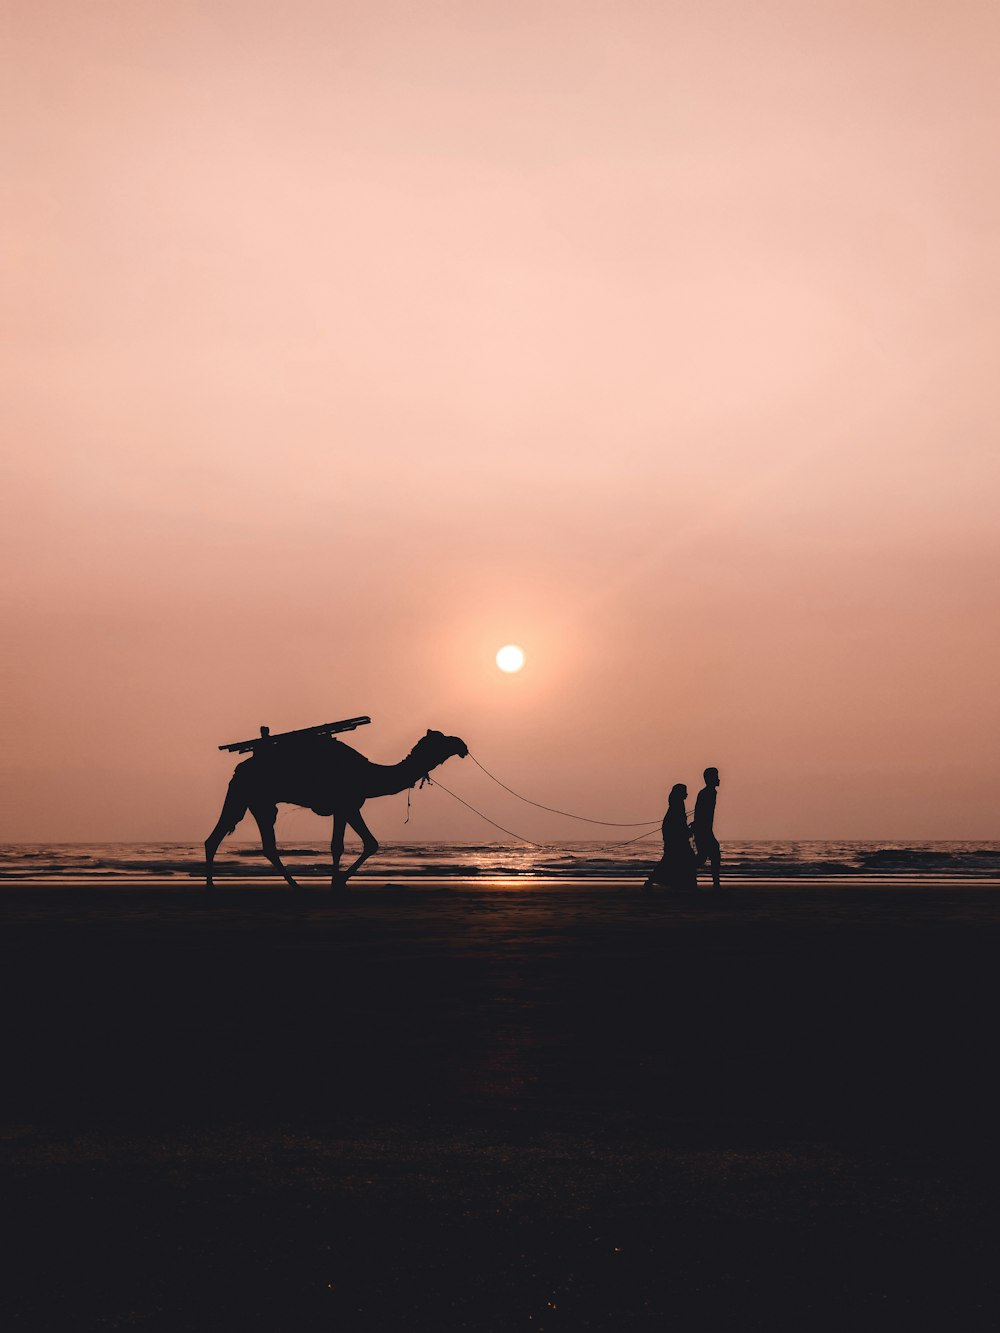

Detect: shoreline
[3, 873, 1000, 887]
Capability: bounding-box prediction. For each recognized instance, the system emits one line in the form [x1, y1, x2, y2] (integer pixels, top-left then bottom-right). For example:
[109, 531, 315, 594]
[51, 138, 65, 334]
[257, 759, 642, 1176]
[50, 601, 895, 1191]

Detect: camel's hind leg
[251, 804, 299, 889]
[205, 781, 248, 888]
[330, 811, 347, 889]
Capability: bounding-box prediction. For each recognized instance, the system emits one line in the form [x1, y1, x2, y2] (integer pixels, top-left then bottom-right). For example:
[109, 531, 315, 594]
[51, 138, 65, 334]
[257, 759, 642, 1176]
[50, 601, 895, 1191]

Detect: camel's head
[411, 728, 469, 777]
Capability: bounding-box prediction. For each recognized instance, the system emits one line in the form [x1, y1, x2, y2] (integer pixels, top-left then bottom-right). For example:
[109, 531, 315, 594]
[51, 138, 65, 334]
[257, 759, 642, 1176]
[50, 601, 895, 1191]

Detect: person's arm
[692, 789, 705, 827]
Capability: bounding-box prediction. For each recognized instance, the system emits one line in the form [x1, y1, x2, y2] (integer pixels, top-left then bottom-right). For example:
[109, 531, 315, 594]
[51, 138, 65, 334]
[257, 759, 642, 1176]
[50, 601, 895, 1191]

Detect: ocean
[2, 840, 999, 882]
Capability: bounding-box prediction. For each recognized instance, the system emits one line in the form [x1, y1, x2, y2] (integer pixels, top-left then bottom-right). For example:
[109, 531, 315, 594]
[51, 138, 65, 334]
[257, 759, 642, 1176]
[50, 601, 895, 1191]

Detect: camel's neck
[364, 752, 431, 798]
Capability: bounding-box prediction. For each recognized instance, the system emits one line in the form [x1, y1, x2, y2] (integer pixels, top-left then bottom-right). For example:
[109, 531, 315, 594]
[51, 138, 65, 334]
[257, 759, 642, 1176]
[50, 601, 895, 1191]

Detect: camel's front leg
[331, 809, 379, 889]
[251, 804, 299, 889]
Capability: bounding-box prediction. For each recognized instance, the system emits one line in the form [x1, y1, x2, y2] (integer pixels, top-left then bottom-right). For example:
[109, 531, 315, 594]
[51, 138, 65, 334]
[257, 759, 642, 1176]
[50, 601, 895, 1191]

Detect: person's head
[668, 783, 688, 808]
[704, 767, 720, 788]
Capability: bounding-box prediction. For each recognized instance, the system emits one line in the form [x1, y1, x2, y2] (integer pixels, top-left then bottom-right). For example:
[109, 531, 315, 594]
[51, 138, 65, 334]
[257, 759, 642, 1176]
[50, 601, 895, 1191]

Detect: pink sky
[3, 0, 998, 842]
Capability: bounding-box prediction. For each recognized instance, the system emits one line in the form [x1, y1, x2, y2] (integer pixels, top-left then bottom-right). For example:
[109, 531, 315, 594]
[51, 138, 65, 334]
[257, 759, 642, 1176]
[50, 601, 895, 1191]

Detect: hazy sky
[3, 0, 998, 842]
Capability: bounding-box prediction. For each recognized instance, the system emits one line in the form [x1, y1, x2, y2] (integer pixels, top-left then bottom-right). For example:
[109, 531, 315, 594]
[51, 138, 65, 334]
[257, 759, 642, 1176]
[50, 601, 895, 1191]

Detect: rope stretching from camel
[425, 776, 664, 850]
[468, 753, 662, 826]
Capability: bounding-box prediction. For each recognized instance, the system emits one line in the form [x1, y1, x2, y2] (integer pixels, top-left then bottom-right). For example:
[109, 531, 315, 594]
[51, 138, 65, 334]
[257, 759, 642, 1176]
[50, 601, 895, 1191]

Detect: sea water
[1, 840, 999, 881]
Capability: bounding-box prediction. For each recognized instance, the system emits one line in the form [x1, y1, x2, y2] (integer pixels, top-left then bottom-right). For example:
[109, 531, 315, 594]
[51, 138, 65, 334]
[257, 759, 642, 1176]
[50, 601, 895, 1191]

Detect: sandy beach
[3, 877, 1000, 1330]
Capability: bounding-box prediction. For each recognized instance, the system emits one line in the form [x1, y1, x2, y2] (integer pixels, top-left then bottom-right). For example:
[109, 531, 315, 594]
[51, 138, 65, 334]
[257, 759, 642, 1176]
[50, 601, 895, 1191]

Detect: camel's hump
[234, 734, 372, 775]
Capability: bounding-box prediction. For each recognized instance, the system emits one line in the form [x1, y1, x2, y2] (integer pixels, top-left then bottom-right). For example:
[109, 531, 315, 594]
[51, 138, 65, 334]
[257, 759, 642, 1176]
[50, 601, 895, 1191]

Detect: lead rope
[468, 753, 662, 826]
[425, 776, 663, 850]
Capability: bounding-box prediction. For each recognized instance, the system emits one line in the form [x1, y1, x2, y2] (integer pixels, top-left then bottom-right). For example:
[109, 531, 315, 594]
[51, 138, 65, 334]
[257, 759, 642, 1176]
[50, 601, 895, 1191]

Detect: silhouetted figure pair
[642, 768, 721, 892]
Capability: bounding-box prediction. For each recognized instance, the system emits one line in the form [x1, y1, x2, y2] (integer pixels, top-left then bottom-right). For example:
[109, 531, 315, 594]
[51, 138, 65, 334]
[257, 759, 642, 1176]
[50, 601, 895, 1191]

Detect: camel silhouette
[205, 728, 469, 889]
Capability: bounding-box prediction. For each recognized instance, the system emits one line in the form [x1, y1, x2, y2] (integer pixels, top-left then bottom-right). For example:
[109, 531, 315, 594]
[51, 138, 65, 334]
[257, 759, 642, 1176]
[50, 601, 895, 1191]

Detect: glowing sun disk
[496, 644, 526, 673]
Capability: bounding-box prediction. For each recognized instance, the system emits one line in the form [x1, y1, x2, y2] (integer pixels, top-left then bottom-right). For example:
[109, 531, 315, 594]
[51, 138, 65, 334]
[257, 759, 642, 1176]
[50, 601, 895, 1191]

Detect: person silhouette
[642, 783, 697, 893]
[692, 767, 721, 888]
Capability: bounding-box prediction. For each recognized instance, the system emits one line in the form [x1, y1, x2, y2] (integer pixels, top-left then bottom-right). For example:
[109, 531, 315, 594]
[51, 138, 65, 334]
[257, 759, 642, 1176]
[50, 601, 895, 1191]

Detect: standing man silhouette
[693, 767, 721, 888]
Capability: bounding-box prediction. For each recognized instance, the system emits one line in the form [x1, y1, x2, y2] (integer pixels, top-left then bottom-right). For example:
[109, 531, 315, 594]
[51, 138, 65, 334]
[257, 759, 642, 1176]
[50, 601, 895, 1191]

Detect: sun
[496, 644, 526, 673]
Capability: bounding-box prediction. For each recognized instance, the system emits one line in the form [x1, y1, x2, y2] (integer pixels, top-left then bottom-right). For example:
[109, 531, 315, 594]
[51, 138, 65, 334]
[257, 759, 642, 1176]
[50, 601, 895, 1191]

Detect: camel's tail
[204, 773, 249, 884]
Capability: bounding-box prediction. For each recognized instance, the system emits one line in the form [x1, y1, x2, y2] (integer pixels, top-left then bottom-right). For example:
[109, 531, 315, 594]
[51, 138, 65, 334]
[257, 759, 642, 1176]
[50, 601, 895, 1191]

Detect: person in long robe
[642, 783, 697, 892]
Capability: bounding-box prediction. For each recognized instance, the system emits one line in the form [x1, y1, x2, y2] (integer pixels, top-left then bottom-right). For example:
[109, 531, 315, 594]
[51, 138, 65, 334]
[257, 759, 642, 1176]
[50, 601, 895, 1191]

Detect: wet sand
[3, 880, 1000, 1330]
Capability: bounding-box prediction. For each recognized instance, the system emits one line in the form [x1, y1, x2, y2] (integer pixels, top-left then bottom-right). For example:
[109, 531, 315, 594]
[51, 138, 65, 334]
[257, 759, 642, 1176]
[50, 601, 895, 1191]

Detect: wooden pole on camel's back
[217, 716, 372, 754]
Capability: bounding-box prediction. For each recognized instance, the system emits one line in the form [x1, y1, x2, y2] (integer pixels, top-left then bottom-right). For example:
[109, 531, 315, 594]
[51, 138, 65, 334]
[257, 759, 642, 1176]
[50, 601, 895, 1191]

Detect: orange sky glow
[2, 0, 998, 841]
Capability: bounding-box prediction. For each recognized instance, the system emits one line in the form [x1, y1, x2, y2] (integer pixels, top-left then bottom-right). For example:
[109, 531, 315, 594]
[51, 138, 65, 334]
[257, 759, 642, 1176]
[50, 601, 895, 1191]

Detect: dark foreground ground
[2, 880, 1000, 1331]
